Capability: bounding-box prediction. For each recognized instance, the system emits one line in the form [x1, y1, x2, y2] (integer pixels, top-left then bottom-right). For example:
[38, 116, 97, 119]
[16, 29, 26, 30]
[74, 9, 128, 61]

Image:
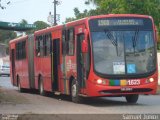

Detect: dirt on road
[0, 77, 160, 120]
[0, 87, 29, 104]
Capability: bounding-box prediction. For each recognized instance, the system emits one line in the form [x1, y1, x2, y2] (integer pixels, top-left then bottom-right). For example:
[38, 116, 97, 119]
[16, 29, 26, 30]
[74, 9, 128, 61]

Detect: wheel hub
[72, 84, 77, 97]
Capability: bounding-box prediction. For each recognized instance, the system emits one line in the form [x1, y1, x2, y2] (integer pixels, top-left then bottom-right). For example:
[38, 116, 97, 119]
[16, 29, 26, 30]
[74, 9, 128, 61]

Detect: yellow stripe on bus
[120, 80, 127, 86]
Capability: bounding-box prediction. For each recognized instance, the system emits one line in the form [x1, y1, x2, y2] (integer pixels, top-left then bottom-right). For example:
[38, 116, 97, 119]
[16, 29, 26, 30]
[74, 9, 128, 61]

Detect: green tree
[65, 8, 96, 23]
[27, 21, 50, 34]
[85, 0, 160, 32]
[20, 19, 28, 25]
[0, 30, 17, 43]
[0, 30, 17, 54]
[66, 0, 160, 30]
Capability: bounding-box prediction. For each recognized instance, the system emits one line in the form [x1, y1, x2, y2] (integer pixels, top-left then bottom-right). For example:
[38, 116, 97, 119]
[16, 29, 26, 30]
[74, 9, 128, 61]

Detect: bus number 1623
[128, 80, 140, 86]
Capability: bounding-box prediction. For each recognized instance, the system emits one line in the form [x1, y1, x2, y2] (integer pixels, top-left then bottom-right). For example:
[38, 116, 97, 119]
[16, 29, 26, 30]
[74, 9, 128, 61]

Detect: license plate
[121, 87, 133, 91]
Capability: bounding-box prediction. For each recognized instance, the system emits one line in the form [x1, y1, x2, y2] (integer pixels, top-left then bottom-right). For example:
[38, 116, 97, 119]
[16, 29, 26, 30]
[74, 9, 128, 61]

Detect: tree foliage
[87, 0, 160, 31]
[0, 30, 17, 44]
[20, 19, 28, 25]
[66, 0, 160, 32]
[0, 19, 50, 46]
[26, 20, 50, 34]
[0, 30, 17, 54]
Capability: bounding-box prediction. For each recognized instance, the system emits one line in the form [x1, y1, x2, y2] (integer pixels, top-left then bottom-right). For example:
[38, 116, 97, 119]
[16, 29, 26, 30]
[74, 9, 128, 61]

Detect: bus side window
[22, 41, 26, 59]
[36, 36, 40, 57]
[68, 28, 75, 56]
[40, 36, 43, 57]
[15, 40, 26, 60]
[46, 34, 51, 56]
[62, 30, 66, 55]
[43, 35, 47, 56]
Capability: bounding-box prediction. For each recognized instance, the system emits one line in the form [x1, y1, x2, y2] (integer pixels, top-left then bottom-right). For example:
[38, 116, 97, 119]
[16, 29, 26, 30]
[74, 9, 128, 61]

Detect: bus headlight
[149, 78, 154, 82]
[146, 78, 154, 83]
[97, 79, 103, 84]
[96, 79, 107, 85]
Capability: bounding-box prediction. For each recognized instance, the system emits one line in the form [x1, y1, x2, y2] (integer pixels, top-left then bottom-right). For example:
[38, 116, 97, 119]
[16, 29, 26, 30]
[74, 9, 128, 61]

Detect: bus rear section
[9, 35, 35, 91]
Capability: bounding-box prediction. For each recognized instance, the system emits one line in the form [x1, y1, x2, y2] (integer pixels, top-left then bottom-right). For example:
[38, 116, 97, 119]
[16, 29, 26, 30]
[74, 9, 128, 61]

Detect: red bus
[9, 14, 158, 103]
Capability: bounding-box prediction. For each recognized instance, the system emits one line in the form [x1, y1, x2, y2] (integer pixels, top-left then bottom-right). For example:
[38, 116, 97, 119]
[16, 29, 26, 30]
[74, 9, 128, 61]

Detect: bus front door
[77, 34, 86, 90]
[51, 39, 60, 91]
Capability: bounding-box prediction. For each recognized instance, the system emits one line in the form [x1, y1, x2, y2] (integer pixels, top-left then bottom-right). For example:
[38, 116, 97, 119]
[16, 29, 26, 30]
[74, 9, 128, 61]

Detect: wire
[9, 0, 32, 4]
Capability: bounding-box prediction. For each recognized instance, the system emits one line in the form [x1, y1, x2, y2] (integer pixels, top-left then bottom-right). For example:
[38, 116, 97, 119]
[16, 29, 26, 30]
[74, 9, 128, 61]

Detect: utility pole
[53, 0, 61, 26]
[53, 0, 57, 25]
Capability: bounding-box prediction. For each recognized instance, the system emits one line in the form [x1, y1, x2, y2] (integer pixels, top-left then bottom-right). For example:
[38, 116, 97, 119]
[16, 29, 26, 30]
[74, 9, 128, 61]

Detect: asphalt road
[0, 76, 160, 114]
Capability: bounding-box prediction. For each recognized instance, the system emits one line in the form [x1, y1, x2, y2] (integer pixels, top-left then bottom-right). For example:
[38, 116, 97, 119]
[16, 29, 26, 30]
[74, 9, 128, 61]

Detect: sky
[0, 0, 95, 25]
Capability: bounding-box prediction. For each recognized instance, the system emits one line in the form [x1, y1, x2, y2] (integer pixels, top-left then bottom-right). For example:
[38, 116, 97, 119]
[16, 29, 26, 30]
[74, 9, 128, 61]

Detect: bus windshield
[89, 18, 156, 76]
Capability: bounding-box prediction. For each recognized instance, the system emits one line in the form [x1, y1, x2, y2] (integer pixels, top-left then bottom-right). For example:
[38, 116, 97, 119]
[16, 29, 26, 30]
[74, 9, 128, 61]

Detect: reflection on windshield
[92, 30, 155, 75]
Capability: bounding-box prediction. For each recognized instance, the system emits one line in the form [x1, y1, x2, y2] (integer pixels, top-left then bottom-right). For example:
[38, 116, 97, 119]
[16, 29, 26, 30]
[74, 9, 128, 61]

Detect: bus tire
[39, 76, 45, 96]
[71, 79, 82, 103]
[125, 94, 139, 103]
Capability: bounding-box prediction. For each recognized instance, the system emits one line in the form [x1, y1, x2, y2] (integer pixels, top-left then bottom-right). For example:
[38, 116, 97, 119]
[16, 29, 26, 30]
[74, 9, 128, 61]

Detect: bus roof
[35, 14, 152, 35]
[89, 14, 152, 19]
[34, 25, 63, 36]
[10, 14, 153, 44]
[9, 35, 28, 44]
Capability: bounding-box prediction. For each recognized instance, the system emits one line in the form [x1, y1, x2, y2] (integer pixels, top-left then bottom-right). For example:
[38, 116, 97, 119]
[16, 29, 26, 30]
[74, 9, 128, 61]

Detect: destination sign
[89, 17, 152, 31]
[98, 19, 144, 26]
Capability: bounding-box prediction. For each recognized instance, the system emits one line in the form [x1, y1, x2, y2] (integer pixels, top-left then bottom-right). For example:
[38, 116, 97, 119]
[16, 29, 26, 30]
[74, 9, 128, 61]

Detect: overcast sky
[0, 0, 94, 25]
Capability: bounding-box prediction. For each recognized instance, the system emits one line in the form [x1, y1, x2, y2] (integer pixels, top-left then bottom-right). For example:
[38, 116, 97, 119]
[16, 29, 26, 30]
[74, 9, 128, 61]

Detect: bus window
[22, 41, 26, 59]
[40, 36, 43, 57]
[15, 40, 26, 60]
[36, 36, 41, 57]
[43, 35, 47, 56]
[47, 34, 51, 56]
[68, 28, 75, 55]
[62, 30, 67, 55]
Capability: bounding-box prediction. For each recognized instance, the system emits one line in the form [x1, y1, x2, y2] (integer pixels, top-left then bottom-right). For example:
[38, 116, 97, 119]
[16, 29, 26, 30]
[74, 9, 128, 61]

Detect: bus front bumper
[86, 81, 158, 97]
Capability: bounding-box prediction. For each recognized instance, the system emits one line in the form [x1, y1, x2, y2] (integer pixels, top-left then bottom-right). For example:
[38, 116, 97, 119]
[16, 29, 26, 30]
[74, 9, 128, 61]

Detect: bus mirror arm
[81, 39, 88, 53]
[81, 29, 89, 53]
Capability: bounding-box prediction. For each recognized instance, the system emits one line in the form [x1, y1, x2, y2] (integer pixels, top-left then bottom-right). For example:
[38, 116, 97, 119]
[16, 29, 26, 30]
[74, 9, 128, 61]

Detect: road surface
[0, 76, 160, 114]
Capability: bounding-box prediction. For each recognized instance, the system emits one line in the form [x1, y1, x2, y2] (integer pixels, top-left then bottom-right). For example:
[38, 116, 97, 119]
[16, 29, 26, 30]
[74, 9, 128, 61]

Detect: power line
[10, 0, 31, 4]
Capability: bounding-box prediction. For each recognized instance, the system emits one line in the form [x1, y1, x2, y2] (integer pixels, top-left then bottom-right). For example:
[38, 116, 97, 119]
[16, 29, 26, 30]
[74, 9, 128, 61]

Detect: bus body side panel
[63, 23, 87, 95]
[41, 57, 52, 92]
[20, 39, 30, 89]
[34, 37, 52, 92]
[28, 35, 35, 89]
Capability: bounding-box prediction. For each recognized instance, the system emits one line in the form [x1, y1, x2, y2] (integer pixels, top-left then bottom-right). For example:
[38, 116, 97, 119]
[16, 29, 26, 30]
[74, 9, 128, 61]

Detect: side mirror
[81, 39, 88, 53]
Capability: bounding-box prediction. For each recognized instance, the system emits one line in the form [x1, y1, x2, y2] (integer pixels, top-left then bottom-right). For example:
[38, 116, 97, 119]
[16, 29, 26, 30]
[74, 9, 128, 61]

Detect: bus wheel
[39, 77, 45, 96]
[71, 80, 82, 103]
[125, 94, 139, 103]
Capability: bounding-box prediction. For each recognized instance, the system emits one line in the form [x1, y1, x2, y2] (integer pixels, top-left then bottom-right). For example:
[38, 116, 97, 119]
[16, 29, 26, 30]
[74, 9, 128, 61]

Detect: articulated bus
[9, 14, 158, 103]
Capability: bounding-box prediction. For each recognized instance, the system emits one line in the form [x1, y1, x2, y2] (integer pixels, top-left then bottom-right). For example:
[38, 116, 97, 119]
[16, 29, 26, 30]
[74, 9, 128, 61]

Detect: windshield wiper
[132, 29, 139, 53]
[104, 29, 118, 56]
